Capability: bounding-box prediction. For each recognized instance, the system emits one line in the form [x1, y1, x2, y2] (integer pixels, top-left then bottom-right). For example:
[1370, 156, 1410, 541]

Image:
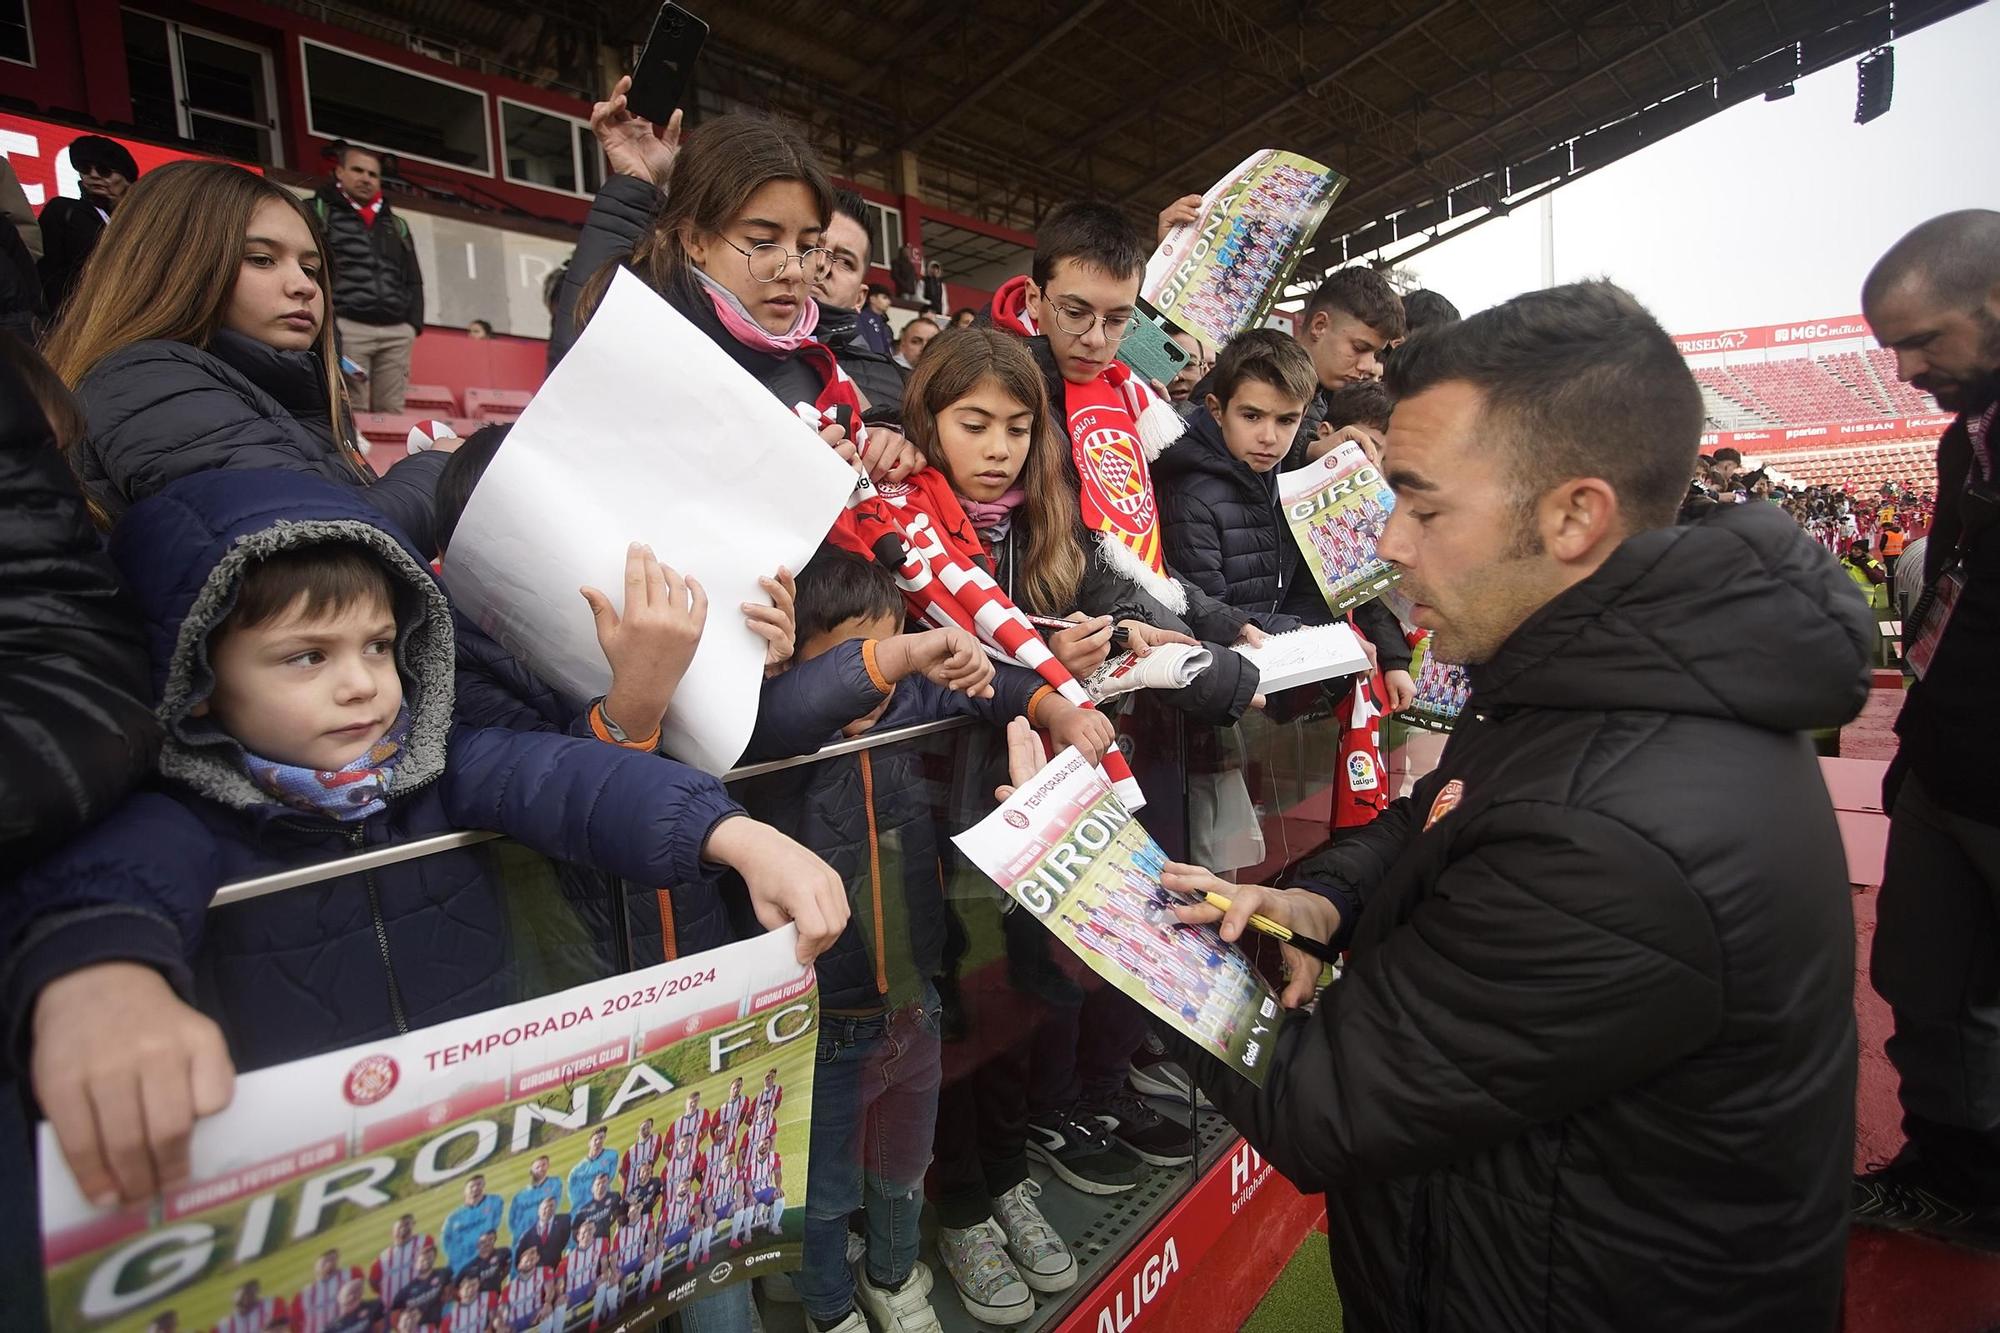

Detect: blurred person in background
[38, 135, 138, 320]
[312, 143, 424, 413]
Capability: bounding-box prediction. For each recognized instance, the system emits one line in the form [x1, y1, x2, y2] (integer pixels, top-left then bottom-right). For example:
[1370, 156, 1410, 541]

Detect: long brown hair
[905, 327, 1086, 615]
[575, 113, 834, 330]
[42, 160, 357, 465]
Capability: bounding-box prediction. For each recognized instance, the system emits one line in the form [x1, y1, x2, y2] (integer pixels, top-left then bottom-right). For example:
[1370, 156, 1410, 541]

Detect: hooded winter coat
[71, 329, 448, 554]
[1174, 501, 1872, 1332]
[735, 639, 1051, 1011]
[1154, 402, 1303, 630]
[0, 470, 742, 1073]
[0, 348, 159, 872]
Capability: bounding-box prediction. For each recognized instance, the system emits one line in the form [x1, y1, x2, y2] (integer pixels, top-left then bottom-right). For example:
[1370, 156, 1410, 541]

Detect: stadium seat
[401, 384, 459, 416]
[464, 388, 532, 423]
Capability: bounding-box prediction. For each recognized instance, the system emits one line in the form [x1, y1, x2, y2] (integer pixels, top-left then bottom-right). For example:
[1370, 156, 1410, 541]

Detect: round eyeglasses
[721, 237, 834, 284]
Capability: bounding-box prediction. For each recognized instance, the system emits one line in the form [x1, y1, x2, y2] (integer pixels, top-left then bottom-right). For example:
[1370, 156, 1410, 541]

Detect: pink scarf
[960, 487, 1027, 542]
[694, 267, 820, 352]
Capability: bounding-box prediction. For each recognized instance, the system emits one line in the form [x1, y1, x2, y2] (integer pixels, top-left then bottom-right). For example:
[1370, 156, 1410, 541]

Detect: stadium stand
[1694, 347, 1937, 430]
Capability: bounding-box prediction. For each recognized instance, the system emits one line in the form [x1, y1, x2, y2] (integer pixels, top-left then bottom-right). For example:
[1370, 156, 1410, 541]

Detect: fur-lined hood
[107, 469, 455, 812]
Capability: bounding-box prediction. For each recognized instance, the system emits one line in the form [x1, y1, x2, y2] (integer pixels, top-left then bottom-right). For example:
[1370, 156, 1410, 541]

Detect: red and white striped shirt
[439, 1291, 499, 1333]
[751, 1085, 781, 1136]
[212, 1300, 286, 1333]
[751, 1150, 781, 1195]
[613, 1216, 650, 1269]
[663, 1186, 695, 1233]
[621, 1131, 661, 1189]
[373, 1236, 432, 1306]
[559, 1237, 607, 1306]
[710, 1095, 748, 1149]
[503, 1266, 551, 1323]
[291, 1269, 360, 1333]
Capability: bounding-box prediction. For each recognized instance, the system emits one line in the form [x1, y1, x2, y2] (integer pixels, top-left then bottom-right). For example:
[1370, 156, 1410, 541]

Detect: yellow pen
[1201, 891, 1340, 964]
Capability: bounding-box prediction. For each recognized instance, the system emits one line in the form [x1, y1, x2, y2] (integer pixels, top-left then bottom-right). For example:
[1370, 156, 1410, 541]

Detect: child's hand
[1157, 193, 1203, 244]
[1382, 668, 1416, 713]
[1047, 614, 1115, 675]
[855, 426, 927, 484]
[700, 818, 849, 964]
[1125, 621, 1199, 656]
[747, 568, 796, 679]
[1234, 622, 1268, 649]
[591, 75, 682, 186]
[889, 628, 995, 698]
[1043, 699, 1117, 766]
[32, 963, 235, 1206]
[993, 716, 1051, 801]
[582, 543, 706, 739]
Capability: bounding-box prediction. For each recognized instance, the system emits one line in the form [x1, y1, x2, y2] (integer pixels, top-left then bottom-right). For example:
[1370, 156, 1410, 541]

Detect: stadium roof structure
[284, 0, 1980, 291]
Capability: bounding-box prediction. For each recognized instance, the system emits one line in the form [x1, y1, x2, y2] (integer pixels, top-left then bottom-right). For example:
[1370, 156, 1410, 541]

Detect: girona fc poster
[39, 929, 816, 1332]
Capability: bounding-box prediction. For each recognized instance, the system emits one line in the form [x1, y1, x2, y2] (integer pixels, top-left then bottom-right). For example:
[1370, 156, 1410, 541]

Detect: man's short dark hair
[1210, 329, 1316, 407]
[1304, 268, 1405, 340]
[331, 141, 381, 170]
[434, 424, 511, 552]
[867, 283, 892, 299]
[1383, 280, 1701, 531]
[1032, 202, 1146, 289]
[794, 545, 902, 642]
[1862, 209, 2000, 311]
[1321, 379, 1394, 434]
[1712, 447, 1742, 465]
[1401, 289, 1461, 335]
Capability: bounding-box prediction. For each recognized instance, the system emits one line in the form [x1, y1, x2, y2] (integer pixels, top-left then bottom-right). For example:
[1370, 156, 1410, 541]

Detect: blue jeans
[672, 1283, 751, 1333]
[796, 987, 943, 1322]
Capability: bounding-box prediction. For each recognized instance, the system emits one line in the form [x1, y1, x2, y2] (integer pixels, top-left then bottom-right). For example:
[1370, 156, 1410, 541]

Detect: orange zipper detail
[656, 889, 678, 961]
[860, 751, 888, 995]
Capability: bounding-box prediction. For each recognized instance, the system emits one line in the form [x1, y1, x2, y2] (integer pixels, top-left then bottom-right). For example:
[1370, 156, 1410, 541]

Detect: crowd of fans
[0, 58, 1993, 1333]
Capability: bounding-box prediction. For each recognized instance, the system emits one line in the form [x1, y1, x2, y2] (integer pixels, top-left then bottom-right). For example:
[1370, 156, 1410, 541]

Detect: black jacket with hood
[71, 328, 448, 554]
[0, 470, 742, 1073]
[1170, 501, 1872, 1332]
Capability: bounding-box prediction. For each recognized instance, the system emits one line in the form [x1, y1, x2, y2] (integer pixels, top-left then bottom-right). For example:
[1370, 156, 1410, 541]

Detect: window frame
[299, 35, 494, 177]
[496, 95, 604, 199]
[1, 0, 34, 68]
[864, 200, 903, 270]
[123, 8, 283, 163]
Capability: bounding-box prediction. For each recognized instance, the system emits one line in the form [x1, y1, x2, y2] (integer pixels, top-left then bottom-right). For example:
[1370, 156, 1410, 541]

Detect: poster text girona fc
[40, 930, 816, 1333]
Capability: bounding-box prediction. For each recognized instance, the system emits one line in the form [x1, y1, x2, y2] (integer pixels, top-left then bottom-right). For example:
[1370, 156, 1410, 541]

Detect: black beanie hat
[68, 135, 140, 183]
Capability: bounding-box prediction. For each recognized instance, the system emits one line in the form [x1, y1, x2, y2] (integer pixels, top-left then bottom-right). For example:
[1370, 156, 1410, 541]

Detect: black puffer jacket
[734, 639, 1047, 1011]
[1177, 501, 1872, 1332]
[818, 304, 909, 420]
[71, 330, 448, 554]
[0, 347, 159, 873]
[1155, 403, 1302, 630]
[311, 184, 424, 327]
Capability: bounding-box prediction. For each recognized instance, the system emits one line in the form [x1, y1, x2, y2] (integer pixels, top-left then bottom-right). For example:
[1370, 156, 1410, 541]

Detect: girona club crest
[1070, 411, 1156, 535]
[344, 1053, 399, 1106]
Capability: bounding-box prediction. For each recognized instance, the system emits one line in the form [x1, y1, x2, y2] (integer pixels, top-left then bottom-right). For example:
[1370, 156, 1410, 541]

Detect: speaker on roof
[1856, 47, 1894, 125]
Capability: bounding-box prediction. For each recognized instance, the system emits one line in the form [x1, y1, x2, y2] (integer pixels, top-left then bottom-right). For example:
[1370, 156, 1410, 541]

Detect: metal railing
[205, 716, 980, 906]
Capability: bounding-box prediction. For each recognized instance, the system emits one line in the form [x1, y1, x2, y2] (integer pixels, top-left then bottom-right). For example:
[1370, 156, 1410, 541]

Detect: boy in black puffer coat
[1156, 329, 1319, 631]
[730, 546, 1112, 1333]
[1, 469, 847, 1209]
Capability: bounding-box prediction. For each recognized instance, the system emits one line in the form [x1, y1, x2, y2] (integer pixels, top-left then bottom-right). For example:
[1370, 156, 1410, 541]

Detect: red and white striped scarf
[829, 467, 1145, 810]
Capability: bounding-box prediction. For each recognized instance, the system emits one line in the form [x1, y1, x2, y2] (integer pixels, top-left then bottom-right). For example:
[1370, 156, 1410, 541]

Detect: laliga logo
[709, 1261, 733, 1283]
[343, 1054, 399, 1106]
[1004, 810, 1030, 829]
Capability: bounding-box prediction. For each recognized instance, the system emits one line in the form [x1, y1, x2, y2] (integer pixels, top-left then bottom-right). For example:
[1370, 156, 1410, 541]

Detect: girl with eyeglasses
[555, 79, 922, 483]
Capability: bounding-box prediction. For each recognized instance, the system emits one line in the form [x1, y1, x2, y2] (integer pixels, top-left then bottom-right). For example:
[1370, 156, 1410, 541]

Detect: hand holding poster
[953, 748, 1281, 1085]
[1280, 440, 1400, 613]
[41, 930, 817, 1333]
[444, 267, 857, 775]
[1141, 150, 1347, 351]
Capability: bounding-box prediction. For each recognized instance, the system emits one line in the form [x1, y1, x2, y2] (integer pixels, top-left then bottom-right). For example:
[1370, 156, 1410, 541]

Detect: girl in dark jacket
[906, 328, 1260, 726]
[41, 161, 449, 551]
[557, 78, 922, 484]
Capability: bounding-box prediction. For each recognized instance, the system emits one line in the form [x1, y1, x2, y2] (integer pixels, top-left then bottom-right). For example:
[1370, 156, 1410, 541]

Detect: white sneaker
[810, 1311, 868, 1333]
[936, 1218, 1035, 1325]
[990, 1179, 1078, 1292]
[855, 1259, 944, 1333]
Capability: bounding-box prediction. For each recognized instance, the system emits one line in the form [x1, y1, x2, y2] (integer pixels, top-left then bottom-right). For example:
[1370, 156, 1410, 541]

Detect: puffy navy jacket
[450, 614, 738, 964]
[311, 184, 424, 328]
[72, 329, 447, 554]
[0, 470, 741, 1073]
[734, 639, 1047, 1011]
[1155, 403, 1303, 630]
